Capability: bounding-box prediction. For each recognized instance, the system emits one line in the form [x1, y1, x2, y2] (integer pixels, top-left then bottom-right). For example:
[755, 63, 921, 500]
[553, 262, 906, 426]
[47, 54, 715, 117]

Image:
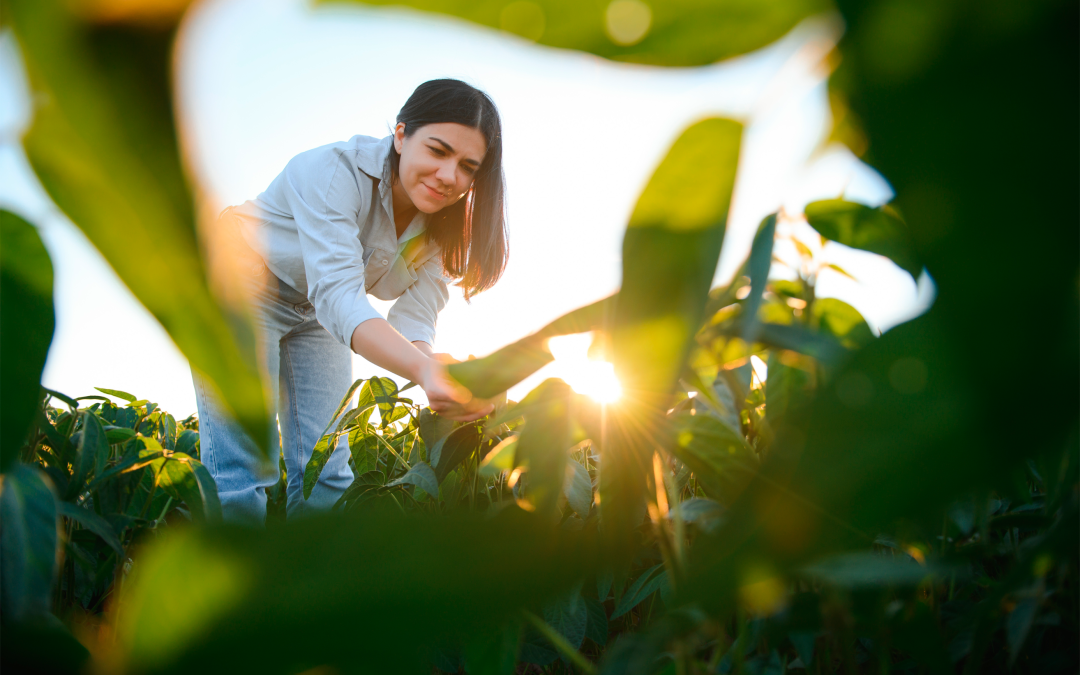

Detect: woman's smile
[423, 183, 447, 200]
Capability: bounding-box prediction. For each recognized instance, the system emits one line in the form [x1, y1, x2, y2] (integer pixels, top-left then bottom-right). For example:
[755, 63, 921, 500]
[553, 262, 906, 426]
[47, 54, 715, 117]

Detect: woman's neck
[391, 176, 418, 238]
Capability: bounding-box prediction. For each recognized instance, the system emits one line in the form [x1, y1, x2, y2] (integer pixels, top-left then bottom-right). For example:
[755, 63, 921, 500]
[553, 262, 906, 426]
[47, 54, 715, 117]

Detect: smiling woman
[196, 79, 509, 524]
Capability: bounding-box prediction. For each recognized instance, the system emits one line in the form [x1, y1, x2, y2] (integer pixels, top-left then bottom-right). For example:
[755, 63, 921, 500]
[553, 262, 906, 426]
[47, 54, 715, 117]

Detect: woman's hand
[417, 358, 494, 422]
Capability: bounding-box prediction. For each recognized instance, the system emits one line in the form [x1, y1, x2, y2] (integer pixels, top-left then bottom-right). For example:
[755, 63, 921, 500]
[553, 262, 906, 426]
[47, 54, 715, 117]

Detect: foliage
[1, 0, 1076, 673]
[1, 388, 218, 673]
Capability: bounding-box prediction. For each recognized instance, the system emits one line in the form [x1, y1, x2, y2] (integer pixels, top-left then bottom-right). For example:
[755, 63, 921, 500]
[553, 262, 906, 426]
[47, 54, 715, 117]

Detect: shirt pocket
[368, 255, 419, 301]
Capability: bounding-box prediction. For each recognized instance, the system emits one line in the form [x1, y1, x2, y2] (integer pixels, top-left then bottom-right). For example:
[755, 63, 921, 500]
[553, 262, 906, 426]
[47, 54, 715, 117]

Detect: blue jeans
[193, 270, 354, 525]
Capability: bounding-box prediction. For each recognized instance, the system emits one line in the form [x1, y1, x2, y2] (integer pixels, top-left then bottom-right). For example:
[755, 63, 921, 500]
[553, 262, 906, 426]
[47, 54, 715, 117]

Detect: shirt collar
[357, 134, 428, 244]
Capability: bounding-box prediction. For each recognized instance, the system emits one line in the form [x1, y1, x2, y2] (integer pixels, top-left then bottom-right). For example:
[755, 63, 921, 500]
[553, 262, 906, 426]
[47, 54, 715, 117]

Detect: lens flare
[548, 333, 622, 404]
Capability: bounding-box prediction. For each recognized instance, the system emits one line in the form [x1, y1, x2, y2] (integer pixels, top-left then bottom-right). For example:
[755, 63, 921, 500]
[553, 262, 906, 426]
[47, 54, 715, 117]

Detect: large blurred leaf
[118, 510, 593, 674]
[328, 0, 830, 67]
[0, 211, 54, 472]
[804, 199, 920, 279]
[601, 119, 742, 547]
[7, 0, 270, 455]
[0, 466, 59, 620]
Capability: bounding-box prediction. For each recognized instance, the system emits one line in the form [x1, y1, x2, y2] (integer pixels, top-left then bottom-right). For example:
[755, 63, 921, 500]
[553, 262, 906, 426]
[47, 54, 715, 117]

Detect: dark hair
[389, 79, 508, 298]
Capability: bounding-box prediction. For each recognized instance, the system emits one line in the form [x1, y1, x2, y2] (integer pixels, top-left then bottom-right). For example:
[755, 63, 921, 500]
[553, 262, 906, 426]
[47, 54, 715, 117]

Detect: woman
[197, 79, 505, 525]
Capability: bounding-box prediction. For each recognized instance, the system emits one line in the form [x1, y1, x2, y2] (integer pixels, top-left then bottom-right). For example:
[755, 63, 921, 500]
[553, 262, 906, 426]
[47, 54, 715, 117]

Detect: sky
[0, 0, 933, 416]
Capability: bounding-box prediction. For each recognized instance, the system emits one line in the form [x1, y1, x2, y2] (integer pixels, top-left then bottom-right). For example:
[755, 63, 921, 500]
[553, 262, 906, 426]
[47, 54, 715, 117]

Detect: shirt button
[381, 259, 389, 266]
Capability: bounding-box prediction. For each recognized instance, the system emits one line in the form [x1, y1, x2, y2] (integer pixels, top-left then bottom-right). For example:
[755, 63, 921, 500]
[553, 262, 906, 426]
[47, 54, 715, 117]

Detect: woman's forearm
[350, 318, 430, 383]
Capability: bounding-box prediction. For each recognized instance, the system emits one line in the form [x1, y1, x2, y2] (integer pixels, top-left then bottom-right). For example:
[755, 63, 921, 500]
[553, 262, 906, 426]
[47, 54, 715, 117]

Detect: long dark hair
[389, 79, 508, 298]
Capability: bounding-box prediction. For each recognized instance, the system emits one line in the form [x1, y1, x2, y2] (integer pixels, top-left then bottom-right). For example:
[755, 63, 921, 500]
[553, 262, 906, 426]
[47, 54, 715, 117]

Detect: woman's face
[394, 122, 487, 214]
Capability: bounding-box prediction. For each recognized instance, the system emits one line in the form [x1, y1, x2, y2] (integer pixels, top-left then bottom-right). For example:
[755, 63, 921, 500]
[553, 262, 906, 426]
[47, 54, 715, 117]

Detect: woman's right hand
[418, 358, 494, 422]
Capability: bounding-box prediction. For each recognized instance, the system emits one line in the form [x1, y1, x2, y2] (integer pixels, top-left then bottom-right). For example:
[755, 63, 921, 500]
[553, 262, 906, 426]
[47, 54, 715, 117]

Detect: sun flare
[547, 333, 622, 404]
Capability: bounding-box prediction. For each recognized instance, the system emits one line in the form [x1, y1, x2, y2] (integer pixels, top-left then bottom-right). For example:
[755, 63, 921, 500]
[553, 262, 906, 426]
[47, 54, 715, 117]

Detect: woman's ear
[393, 123, 406, 153]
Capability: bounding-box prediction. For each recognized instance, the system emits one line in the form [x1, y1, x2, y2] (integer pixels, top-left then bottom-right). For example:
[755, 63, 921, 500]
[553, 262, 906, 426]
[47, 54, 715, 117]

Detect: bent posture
[195, 79, 507, 524]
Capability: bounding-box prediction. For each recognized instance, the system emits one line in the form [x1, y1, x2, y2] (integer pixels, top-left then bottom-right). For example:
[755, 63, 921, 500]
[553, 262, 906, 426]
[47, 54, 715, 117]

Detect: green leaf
[0, 466, 59, 620]
[563, 459, 593, 520]
[67, 411, 108, 502]
[448, 295, 616, 400]
[0, 211, 55, 472]
[432, 425, 483, 484]
[105, 426, 138, 444]
[95, 387, 136, 403]
[611, 563, 666, 619]
[740, 214, 778, 345]
[522, 609, 596, 674]
[799, 552, 934, 588]
[369, 377, 399, 427]
[156, 454, 222, 523]
[57, 500, 123, 557]
[175, 429, 200, 457]
[812, 297, 874, 348]
[584, 596, 609, 647]
[671, 498, 725, 532]
[419, 407, 455, 451]
[804, 200, 920, 279]
[303, 435, 336, 501]
[670, 413, 757, 507]
[387, 461, 440, 499]
[348, 428, 378, 476]
[8, 0, 270, 455]
[543, 586, 588, 655]
[327, 0, 827, 68]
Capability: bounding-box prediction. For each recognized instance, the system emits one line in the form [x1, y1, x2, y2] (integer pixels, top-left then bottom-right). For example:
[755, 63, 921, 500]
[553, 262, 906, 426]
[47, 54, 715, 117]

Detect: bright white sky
[0, 0, 932, 416]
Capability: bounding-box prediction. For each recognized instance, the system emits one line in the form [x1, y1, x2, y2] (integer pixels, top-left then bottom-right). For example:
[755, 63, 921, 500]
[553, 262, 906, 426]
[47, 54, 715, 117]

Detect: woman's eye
[462, 165, 476, 176]
[428, 146, 445, 156]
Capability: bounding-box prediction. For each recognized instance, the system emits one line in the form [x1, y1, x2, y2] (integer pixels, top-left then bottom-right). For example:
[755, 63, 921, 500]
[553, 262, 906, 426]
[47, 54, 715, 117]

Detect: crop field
[1, 0, 1076, 674]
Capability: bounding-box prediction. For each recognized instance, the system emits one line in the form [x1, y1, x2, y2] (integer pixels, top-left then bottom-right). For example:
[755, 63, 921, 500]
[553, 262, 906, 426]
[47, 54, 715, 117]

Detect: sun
[547, 333, 623, 404]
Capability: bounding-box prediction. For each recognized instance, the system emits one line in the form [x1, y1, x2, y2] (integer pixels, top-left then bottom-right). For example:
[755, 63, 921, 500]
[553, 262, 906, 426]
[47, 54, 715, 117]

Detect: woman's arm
[350, 319, 492, 421]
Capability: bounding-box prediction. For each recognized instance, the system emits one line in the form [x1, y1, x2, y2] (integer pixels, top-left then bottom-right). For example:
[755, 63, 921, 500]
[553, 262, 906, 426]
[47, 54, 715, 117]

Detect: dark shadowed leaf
[0, 466, 59, 620]
[433, 425, 483, 484]
[57, 501, 123, 557]
[67, 411, 108, 501]
[0, 211, 54, 471]
[611, 563, 666, 619]
[740, 214, 778, 345]
[585, 596, 609, 647]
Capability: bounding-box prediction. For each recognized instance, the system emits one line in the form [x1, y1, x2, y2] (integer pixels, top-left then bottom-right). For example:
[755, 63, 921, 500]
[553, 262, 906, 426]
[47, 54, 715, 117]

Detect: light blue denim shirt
[228, 135, 449, 347]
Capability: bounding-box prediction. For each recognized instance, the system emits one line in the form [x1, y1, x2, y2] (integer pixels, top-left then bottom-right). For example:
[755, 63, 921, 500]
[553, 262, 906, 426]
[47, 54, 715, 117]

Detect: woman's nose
[436, 161, 456, 186]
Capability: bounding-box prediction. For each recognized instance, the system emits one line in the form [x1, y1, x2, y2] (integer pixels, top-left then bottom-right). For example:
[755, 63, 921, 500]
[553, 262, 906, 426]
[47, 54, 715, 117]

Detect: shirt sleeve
[386, 256, 451, 345]
[280, 155, 383, 348]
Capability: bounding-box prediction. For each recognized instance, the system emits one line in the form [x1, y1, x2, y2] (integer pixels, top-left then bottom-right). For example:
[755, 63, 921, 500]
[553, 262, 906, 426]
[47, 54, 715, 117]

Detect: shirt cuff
[388, 314, 436, 346]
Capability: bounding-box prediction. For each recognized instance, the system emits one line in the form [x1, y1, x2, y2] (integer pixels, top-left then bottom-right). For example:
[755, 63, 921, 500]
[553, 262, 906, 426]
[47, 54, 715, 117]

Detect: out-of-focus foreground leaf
[0, 466, 59, 621]
[7, 0, 270, 455]
[601, 118, 742, 545]
[118, 510, 593, 674]
[327, 0, 831, 67]
[0, 211, 54, 472]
